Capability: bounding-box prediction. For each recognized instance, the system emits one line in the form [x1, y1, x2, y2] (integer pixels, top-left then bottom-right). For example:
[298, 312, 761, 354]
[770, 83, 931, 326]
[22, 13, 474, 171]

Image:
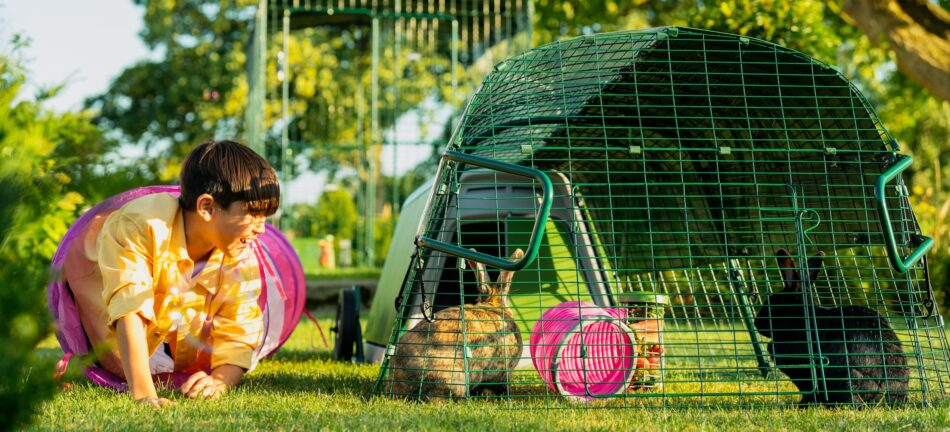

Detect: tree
[313, 186, 358, 241]
[310, 186, 359, 260]
[840, 0, 950, 102]
[531, 0, 650, 45]
[87, 0, 257, 181]
[90, 1, 458, 182]
[287, 202, 319, 237]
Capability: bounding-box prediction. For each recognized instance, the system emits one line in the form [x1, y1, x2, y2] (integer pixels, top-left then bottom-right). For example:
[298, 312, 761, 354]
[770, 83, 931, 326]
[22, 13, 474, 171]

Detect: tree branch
[842, 0, 950, 102]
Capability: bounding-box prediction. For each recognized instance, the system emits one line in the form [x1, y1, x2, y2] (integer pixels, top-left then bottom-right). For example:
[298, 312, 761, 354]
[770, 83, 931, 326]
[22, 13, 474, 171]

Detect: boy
[62, 140, 280, 406]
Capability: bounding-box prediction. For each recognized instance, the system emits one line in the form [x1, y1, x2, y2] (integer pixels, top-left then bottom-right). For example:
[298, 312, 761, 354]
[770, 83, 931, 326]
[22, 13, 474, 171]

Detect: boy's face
[210, 200, 267, 259]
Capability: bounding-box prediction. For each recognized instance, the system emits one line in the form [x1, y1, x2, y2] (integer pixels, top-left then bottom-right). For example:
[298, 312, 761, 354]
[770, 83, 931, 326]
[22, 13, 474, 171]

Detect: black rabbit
[754, 249, 908, 406]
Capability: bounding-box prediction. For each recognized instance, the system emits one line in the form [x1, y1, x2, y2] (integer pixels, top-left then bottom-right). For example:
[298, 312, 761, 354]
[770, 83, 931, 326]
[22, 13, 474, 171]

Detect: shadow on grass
[268, 347, 333, 363]
[251, 348, 376, 398]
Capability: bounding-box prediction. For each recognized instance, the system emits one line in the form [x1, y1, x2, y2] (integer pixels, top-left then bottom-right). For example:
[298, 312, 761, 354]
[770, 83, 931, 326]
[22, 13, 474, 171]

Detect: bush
[0, 176, 58, 431]
[0, 37, 101, 431]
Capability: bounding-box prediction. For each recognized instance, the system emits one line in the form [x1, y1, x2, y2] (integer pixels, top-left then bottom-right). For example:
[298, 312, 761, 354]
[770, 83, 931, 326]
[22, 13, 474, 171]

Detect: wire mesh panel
[247, 0, 532, 260]
[373, 27, 950, 408]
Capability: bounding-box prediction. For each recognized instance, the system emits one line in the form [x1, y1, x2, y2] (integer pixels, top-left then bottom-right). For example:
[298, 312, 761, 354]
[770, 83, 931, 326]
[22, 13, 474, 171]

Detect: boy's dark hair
[179, 140, 280, 216]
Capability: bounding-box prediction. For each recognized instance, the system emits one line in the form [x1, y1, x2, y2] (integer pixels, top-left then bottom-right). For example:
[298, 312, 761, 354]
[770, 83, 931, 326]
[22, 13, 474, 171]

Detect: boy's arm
[211, 364, 245, 386]
[115, 314, 160, 401]
[97, 213, 166, 404]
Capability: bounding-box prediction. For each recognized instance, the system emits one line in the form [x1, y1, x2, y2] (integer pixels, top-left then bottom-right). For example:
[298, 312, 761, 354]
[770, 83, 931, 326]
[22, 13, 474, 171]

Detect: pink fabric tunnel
[530, 301, 637, 402]
[47, 186, 306, 391]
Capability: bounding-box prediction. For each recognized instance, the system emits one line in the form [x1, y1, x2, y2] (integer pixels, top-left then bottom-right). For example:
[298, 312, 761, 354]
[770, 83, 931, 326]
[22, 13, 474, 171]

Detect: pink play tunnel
[529, 301, 637, 402]
[47, 186, 306, 391]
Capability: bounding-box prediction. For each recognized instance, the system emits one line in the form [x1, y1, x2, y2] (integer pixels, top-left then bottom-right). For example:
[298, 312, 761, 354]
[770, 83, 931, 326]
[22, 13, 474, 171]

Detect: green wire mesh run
[373, 27, 949, 408]
[246, 0, 533, 261]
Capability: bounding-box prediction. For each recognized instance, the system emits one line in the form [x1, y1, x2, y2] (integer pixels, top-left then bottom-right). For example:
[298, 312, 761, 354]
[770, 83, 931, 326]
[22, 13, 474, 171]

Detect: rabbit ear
[497, 248, 525, 293]
[775, 248, 796, 287]
[805, 252, 824, 284]
[466, 249, 490, 293]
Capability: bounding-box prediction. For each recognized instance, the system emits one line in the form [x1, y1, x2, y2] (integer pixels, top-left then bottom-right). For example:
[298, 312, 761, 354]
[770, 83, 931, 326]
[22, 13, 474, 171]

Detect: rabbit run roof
[449, 26, 925, 272]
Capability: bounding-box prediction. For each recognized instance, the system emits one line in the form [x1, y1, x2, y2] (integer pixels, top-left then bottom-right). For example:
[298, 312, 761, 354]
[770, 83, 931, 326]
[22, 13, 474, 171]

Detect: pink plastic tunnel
[529, 301, 637, 402]
[47, 186, 306, 391]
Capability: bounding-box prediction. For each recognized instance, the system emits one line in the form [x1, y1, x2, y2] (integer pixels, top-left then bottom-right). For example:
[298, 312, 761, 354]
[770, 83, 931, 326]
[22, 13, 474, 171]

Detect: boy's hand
[181, 371, 228, 399]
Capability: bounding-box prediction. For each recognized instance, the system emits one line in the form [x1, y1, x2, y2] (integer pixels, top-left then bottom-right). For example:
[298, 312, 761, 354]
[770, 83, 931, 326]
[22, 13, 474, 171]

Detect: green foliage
[0, 39, 100, 430]
[288, 236, 319, 271]
[289, 187, 360, 265]
[378, 170, 431, 210]
[905, 92, 950, 304]
[311, 187, 358, 241]
[0, 174, 58, 432]
[290, 168, 427, 268]
[531, 0, 650, 44]
[276, 27, 455, 175]
[374, 209, 394, 267]
[287, 203, 319, 238]
[92, 0, 458, 181]
[292, 167, 428, 268]
[88, 0, 258, 180]
[0, 34, 144, 429]
[305, 266, 381, 281]
[289, 237, 381, 279]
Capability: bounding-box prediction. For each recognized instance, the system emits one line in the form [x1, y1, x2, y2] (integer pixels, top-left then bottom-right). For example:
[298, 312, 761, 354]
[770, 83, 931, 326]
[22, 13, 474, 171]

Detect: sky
[0, 0, 434, 205]
[0, 1, 152, 113]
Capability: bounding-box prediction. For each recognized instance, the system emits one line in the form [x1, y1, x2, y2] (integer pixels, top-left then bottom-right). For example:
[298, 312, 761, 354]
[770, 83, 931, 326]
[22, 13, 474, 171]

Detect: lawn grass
[26, 313, 950, 431]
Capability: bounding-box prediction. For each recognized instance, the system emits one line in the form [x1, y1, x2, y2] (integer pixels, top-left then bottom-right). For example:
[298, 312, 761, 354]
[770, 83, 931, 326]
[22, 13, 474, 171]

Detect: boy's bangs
[241, 179, 281, 217]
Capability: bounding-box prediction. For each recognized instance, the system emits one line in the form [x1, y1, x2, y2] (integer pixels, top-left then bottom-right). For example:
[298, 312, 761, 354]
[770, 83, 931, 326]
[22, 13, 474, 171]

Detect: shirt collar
[170, 205, 249, 295]
[170, 206, 221, 295]
[193, 249, 224, 295]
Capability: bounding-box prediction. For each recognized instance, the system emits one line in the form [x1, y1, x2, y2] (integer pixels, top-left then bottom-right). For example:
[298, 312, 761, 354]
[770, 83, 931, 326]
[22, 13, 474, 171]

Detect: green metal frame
[373, 26, 948, 409]
[875, 155, 935, 273]
[415, 150, 554, 271]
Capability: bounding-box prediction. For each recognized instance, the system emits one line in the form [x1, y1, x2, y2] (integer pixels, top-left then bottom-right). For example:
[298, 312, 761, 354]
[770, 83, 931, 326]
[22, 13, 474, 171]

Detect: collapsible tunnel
[374, 27, 950, 407]
[48, 186, 306, 390]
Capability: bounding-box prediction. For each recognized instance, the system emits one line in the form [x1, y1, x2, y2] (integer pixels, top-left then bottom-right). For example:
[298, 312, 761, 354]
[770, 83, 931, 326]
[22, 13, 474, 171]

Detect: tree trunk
[842, 0, 950, 102]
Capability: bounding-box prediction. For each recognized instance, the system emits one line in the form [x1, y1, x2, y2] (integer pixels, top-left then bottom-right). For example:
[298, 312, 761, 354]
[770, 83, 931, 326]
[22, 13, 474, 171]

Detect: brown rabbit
[384, 248, 524, 400]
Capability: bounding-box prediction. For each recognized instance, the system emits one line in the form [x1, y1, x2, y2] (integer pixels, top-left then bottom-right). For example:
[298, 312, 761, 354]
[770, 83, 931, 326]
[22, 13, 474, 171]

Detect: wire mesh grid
[373, 27, 950, 408]
[252, 0, 533, 258]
